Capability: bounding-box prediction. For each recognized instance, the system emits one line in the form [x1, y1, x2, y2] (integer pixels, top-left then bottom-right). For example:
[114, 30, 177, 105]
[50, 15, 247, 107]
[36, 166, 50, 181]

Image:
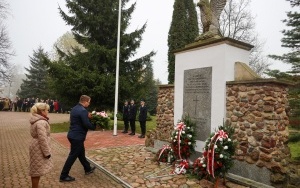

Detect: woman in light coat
[29, 103, 53, 188]
[2, 98, 10, 111]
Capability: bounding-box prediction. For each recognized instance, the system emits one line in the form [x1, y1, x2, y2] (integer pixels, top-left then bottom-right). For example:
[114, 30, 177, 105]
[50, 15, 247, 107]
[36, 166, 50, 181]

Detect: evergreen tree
[266, 0, 300, 127]
[144, 81, 158, 115]
[167, 0, 199, 84]
[268, 0, 300, 75]
[18, 47, 50, 99]
[46, 0, 155, 110]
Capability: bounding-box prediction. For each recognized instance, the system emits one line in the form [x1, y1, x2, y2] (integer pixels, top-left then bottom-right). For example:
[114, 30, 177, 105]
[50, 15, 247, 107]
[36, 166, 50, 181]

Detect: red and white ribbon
[158, 145, 171, 161]
[175, 122, 186, 159]
[174, 159, 189, 174]
[207, 130, 228, 178]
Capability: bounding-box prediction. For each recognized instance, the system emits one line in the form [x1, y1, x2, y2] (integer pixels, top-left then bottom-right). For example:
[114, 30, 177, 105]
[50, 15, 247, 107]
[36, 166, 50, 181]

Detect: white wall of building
[174, 42, 250, 151]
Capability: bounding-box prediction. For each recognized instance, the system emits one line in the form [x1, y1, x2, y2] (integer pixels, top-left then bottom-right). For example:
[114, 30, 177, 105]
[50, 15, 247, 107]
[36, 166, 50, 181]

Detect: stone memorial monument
[174, 37, 253, 150]
[148, 1, 292, 186]
[183, 67, 212, 141]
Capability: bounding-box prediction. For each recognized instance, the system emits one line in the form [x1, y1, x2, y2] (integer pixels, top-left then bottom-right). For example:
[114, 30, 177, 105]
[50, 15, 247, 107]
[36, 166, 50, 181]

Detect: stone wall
[149, 80, 292, 187]
[226, 80, 291, 187]
[145, 85, 174, 147]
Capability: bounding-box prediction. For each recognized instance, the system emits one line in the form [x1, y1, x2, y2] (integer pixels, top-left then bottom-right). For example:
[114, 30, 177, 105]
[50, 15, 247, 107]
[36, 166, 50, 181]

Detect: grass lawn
[289, 127, 300, 161]
[51, 116, 157, 134]
[50, 122, 70, 133]
[288, 141, 300, 161]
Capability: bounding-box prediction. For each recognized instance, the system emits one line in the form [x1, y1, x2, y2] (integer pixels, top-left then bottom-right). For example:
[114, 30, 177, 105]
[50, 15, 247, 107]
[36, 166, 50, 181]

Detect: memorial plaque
[183, 67, 212, 141]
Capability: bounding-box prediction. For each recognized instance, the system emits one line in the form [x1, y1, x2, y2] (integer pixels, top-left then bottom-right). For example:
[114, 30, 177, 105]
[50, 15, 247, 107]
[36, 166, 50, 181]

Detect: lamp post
[113, 0, 122, 136]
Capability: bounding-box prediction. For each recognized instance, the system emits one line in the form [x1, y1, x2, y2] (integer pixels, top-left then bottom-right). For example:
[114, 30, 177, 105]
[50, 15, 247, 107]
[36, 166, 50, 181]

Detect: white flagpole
[113, 0, 122, 136]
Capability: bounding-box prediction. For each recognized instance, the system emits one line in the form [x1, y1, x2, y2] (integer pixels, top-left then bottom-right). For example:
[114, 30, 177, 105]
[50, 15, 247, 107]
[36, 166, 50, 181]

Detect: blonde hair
[31, 103, 50, 115]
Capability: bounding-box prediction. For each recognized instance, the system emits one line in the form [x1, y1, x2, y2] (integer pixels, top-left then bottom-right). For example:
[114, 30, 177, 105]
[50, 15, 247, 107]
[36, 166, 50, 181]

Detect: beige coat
[28, 114, 53, 177]
[2, 98, 10, 110]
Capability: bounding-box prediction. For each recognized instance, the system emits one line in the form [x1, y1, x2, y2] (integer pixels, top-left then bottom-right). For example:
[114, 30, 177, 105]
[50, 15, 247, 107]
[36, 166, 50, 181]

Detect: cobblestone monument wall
[145, 85, 174, 147]
[148, 80, 291, 187]
[226, 80, 291, 187]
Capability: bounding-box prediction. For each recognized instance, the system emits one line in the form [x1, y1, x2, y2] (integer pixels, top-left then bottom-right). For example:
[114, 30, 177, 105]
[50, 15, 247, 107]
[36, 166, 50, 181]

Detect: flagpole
[113, 0, 122, 136]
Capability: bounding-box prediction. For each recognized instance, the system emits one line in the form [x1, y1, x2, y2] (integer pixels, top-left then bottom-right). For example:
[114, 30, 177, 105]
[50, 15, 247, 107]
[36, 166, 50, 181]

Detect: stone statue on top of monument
[196, 0, 227, 41]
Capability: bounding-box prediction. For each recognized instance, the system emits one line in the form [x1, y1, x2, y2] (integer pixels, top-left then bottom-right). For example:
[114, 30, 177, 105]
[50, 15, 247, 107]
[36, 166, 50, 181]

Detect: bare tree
[1, 64, 25, 98]
[0, 0, 14, 86]
[0, 0, 9, 19]
[51, 31, 87, 61]
[219, 0, 270, 76]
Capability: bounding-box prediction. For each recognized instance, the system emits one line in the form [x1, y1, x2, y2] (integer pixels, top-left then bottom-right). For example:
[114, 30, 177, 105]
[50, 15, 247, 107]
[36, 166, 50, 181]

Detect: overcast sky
[7, 0, 294, 84]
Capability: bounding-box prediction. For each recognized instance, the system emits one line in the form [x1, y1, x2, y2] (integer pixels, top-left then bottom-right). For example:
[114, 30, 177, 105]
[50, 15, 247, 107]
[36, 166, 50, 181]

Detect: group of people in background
[122, 99, 147, 138]
[0, 97, 10, 111]
[0, 97, 65, 113]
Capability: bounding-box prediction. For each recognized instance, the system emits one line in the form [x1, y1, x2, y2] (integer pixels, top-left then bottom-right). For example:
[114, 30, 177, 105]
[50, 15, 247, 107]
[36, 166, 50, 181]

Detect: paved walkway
[0, 112, 248, 188]
[0, 112, 123, 188]
[52, 130, 145, 149]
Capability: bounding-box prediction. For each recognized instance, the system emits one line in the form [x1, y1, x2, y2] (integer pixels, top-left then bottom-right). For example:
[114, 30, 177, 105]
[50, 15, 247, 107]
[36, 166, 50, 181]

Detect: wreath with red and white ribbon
[193, 125, 236, 179]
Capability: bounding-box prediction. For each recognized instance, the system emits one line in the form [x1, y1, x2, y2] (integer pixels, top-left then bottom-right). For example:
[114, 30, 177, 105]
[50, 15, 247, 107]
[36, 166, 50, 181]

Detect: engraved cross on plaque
[193, 95, 199, 115]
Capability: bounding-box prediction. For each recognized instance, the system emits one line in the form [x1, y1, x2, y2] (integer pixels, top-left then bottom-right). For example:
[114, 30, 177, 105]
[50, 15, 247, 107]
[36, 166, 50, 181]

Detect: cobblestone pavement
[0, 112, 123, 188]
[87, 146, 247, 188]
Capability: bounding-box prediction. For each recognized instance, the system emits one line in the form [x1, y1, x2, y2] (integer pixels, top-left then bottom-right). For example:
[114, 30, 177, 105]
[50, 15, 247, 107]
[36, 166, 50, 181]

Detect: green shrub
[290, 116, 300, 130]
[289, 133, 300, 142]
[110, 113, 123, 120]
[110, 112, 152, 121]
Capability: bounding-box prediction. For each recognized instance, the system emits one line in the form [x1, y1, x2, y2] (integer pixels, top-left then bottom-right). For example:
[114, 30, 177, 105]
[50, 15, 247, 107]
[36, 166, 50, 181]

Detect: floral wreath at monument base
[156, 115, 196, 174]
[193, 124, 236, 182]
[155, 145, 175, 164]
[155, 116, 236, 187]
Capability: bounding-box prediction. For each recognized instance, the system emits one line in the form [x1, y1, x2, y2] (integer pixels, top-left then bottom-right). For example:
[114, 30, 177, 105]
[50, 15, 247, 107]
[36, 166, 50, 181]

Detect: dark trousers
[140, 121, 146, 135]
[60, 138, 92, 178]
[124, 118, 129, 131]
[129, 119, 135, 133]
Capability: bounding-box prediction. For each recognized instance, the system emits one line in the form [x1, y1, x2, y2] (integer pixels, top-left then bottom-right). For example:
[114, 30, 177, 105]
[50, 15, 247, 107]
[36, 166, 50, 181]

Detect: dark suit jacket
[123, 105, 129, 120]
[129, 104, 137, 120]
[67, 103, 95, 140]
[139, 105, 147, 122]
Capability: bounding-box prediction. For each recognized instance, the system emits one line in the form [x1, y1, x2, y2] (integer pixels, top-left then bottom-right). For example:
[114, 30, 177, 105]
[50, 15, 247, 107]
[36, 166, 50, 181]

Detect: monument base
[153, 139, 171, 150]
[229, 160, 271, 186]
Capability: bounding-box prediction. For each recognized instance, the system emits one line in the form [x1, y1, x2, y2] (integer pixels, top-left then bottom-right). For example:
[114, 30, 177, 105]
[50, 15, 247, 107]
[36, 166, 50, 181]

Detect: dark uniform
[138, 99, 147, 138]
[128, 100, 137, 135]
[122, 101, 130, 133]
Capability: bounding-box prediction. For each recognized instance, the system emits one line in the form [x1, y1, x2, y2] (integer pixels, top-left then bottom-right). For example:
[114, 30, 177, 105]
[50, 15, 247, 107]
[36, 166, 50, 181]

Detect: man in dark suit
[16, 97, 22, 112]
[122, 100, 130, 133]
[128, 99, 137, 135]
[138, 99, 147, 138]
[59, 95, 96, 182]
[29, 97, 35, 108]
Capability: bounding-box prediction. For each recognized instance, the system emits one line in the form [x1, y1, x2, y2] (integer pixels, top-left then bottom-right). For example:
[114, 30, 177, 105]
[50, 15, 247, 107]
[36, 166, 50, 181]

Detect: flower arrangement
[89, 111, 110, 129]
[155, 145, 176, 164]
[171, 115, 196, 160]
[155, 115, 196, 175]
[173, 159, 189, 175]
[193, 124, 236, 180]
